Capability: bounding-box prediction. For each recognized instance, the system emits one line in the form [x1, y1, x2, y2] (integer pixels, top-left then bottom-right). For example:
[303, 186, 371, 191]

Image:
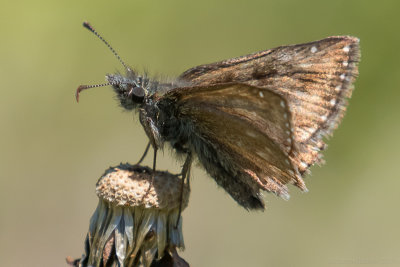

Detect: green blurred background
[1, 0, 399, 266]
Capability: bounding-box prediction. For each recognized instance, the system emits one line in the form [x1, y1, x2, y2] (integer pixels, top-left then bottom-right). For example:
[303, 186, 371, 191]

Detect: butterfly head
[75, 22, 150, 109]
[106, 73, 147, 110]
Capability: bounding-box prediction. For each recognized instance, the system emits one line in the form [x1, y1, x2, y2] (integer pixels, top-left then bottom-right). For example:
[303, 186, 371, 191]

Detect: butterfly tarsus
[151, 147, 158, 190]
[140, 146, 158, 204]
[152, 147, 157, 173]
[175, 152, 193, 228]
[136, 142, 151, 165]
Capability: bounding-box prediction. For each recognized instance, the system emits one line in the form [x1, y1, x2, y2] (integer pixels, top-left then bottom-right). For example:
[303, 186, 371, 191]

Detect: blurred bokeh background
[1, 0, 399, 266]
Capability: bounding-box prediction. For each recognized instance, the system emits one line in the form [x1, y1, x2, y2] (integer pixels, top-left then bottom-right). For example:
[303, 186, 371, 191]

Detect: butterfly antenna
[82, 21, 131, 72]
[75, 83, 110, 102]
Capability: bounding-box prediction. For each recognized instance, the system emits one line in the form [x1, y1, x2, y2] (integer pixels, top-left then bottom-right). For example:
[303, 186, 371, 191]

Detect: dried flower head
[68, 163, 190, 267]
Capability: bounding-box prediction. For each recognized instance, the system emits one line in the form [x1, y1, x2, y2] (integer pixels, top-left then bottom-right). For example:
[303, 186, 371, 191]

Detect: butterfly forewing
[178, 36, 360, 174]
[163, 83, 305, 201]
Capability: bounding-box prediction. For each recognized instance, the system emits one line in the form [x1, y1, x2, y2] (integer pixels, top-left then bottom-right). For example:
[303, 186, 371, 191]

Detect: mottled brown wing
[164, 83, 306, 200]
[178, 36, 360, 174]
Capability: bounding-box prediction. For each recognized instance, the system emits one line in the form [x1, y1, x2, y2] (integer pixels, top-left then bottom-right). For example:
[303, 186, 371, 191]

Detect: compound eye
[130, 86, 145, 102]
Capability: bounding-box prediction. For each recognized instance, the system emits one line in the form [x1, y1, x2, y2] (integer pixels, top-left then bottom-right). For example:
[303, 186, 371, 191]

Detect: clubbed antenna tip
[82, 21, 94, 31]
[81, 21, 130, 72]
[75, 83, 110, 103]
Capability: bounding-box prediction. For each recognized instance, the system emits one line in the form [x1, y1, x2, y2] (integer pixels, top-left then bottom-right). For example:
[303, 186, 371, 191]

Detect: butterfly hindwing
[160, 83, 306, 207]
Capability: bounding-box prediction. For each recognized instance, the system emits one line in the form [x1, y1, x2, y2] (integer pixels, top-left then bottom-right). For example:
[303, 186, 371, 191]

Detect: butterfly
[77, 22, 360, 209]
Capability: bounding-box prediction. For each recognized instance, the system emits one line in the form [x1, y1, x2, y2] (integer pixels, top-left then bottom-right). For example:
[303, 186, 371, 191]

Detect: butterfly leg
[136, 141, 151, 165]
[139, 146, 158, 204]
[152, 146, 158, 174]
[176, 152, 192, 228]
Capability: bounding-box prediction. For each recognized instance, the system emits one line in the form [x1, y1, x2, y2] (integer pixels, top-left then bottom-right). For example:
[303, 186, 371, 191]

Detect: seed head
[69, 163, 190, 267]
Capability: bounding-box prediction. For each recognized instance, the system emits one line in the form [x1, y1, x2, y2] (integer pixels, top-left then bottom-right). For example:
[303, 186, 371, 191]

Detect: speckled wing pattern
[178, 36, 360, 179]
